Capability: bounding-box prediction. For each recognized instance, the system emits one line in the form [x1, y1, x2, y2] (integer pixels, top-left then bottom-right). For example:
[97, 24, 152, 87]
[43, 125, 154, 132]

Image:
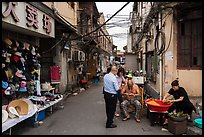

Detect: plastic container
[37, 110, 45, 121]
[194, 118, 202, 129]
[25, 110, 45, 126]
[81, 79, 87, 83]
[168, 118, 187, 135]
[145, 99, 172, 112]
[169, 116, 186, 122]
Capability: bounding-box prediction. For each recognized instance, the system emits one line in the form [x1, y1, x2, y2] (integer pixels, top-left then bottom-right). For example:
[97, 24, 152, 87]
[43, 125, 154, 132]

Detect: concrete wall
[176, 70, 202, 96]
[127, 33, 132, 53]
[163, 14, 202, 97]
[146, 13, 202, 98]
[98, 13, 113, 54]
[131, 3, 202, 108]
[43, 2, 79, 94]
[125, 54, 138, 71]
[43, 2, 78, 26]
[55, 2, 78, 26]
[162, 14, 175, 94]
[52, 43, 70, 94]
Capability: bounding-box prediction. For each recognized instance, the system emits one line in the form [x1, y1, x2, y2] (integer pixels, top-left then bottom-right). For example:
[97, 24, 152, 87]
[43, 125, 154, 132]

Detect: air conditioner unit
[78, 51, 85, 61]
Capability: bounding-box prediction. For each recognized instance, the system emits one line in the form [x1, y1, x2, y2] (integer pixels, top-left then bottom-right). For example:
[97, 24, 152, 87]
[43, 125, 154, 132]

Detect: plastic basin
[145, 99, 172, 112]
[194, 118, 202, 129]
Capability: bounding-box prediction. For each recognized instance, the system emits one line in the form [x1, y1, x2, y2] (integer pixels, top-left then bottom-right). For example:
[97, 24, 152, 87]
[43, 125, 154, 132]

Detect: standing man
[103, 66, 119, 128]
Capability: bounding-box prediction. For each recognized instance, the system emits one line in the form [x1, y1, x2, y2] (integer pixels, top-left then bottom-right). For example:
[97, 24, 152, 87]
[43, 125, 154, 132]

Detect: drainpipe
[159, 54, 163, 100]
[159, 12, 163, 100]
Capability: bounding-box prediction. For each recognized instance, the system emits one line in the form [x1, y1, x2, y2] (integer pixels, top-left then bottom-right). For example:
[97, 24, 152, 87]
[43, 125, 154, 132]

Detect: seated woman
[121, 78, 142, 123]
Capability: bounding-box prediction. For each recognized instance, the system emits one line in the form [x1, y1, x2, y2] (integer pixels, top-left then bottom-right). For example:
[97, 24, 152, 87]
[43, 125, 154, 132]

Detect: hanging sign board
[2, 2, 55, 38]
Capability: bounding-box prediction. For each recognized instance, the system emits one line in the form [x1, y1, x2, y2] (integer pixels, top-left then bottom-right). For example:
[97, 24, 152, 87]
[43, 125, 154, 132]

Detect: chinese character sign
[2, 2, 20, 22]
[43, 14, 52, 34]
[2, 2, 54, 37]
[26, 5, 39, 29]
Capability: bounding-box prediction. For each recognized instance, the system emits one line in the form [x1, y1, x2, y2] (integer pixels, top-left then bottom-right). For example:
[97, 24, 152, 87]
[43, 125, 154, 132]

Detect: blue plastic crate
[36, 110, 45, 121]
[25, 110, 45, 125]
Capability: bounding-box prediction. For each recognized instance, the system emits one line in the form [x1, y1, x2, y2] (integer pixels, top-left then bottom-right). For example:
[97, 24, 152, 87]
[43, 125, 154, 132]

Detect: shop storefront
[2, 2, 63, 135]
[2, 1, 55, 100]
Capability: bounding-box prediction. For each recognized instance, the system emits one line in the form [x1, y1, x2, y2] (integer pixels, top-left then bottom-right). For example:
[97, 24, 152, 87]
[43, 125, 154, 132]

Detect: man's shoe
[106, 124, 117, 128]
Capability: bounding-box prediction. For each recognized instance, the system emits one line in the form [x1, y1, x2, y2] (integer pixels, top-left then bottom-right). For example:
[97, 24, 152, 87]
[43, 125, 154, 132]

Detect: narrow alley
[2, 2, 202, 135]
[10, 81, 172, 135]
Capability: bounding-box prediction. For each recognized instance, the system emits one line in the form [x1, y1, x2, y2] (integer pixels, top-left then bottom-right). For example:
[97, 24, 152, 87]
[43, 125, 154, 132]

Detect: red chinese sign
[2, 2, 52, 34]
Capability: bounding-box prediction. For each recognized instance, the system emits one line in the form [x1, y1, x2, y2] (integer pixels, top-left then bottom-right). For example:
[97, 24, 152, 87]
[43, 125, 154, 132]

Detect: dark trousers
[164, 102, 196, 121]
[168, 102, 195, 116]
[104, 92, 117, 126]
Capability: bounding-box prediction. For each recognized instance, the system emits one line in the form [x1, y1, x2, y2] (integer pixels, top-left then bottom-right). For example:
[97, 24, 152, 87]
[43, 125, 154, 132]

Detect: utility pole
[159, 11, 163, 100]
[159, 53, 163, 100]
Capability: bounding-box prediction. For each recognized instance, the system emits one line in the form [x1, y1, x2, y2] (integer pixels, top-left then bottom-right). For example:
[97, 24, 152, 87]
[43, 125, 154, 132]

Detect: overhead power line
[42, 2, 130, 53]
[72, 2, 130, 40]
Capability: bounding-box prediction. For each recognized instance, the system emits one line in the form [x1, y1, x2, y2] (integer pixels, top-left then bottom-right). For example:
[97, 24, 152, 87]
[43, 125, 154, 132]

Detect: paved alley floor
[8, 81, 173, 135]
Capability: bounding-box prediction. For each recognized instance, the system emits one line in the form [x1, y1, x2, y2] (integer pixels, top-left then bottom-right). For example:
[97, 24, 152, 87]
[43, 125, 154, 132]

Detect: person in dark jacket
[162, 80, 196, 124]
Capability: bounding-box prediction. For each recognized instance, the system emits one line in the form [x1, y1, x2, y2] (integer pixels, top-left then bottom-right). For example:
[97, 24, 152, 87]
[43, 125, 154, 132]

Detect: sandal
[162, 119, 168, 126]
[122, 116, 130, 121]
[135, 118, 140, 123]
[115, 112, 120, 117]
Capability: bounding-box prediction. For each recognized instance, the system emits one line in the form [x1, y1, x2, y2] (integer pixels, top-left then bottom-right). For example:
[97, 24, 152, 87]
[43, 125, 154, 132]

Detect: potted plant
[168, 111, 189, 122]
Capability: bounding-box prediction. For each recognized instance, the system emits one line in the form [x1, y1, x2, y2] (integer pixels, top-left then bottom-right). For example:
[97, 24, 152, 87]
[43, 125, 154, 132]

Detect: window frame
[177, 16, 202, 70]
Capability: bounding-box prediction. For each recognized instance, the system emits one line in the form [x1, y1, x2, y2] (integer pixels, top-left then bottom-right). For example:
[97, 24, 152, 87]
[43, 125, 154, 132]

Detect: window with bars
[177, 18, 202, 69]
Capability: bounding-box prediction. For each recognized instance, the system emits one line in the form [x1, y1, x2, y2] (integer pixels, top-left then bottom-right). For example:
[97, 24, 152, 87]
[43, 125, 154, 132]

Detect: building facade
[131, 2, 202, 103]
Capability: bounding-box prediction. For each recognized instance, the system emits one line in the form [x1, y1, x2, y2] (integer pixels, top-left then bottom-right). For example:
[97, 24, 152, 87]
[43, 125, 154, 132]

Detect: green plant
[168, 111, 189, 118]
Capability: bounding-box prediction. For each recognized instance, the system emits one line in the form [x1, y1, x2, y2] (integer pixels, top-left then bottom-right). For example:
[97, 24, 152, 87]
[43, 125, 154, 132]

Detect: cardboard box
[168, 118, 187, 135]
